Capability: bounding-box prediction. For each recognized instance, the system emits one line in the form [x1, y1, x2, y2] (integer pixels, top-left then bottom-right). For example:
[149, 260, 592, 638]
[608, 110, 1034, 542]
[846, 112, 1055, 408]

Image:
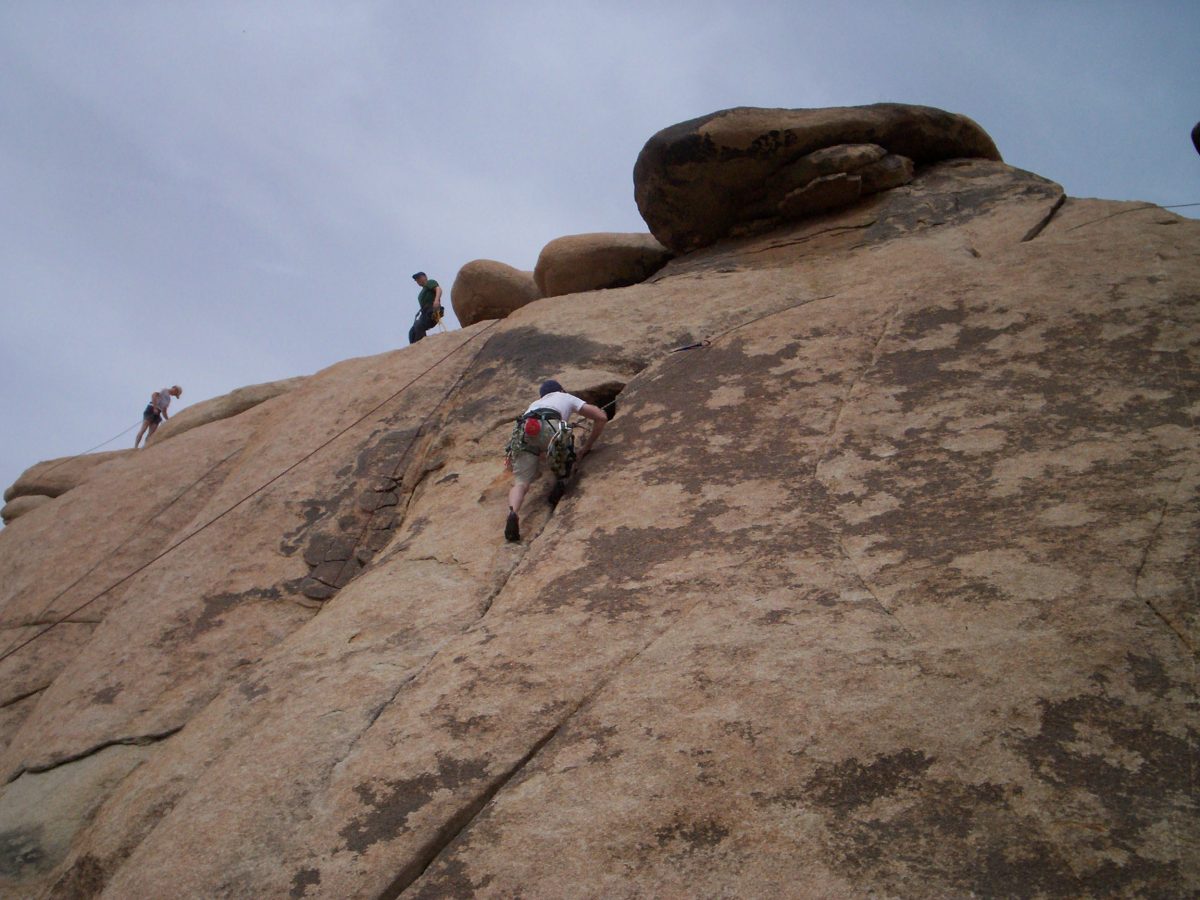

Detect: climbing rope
[0, 323, 499, 667]
[7, 421, 142, 489]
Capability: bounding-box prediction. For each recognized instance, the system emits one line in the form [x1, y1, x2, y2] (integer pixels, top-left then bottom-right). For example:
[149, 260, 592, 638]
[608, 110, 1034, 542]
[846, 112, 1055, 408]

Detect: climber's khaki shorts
[511, 425, 556, 485]
[512, 449, 542, 485]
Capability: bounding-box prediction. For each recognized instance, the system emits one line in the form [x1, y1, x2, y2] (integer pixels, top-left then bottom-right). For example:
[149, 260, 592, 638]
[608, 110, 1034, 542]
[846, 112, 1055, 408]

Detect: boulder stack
[634, 103, 1000, 251]
[450, 260, 541, 326]
[534, 232, 672, 297]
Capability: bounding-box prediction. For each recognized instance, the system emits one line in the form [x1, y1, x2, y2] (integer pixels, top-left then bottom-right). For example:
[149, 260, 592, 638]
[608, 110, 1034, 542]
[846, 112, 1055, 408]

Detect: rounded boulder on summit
[633, 103, 1000, 252]
[450, 259, 541, 327]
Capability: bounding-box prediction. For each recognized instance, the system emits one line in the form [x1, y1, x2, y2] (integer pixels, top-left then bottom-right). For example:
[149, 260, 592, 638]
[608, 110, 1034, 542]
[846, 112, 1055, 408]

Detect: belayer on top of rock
[134, 385, 182, 448]
[503, 379, 607, 542]
[408, 271, 444, 344]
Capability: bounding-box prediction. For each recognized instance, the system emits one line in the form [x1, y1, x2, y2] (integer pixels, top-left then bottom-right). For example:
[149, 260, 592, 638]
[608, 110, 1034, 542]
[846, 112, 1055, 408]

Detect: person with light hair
[134, 385, 182, 448]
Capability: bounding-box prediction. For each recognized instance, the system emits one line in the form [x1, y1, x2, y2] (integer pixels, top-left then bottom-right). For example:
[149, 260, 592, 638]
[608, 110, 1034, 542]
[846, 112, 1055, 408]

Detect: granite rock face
[450, 259, 541, 327]
[1, 451, 134, 525]
[0, 147, 1196, 897]
[148, 376, 306, 445]
[534, 232, 672, 298]
[634, 103, 1000, 251]
[0, 495, 52, 526]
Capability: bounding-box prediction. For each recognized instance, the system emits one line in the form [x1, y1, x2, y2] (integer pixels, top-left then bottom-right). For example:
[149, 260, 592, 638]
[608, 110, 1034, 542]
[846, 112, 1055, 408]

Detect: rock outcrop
[634, 103, 1000, 251]
[0, 111, 1196, 898]
[0, 495, 52, 525]
[450, 259, 541, 326]
[534, 232, 672, 297]
[147, 376, 306, 445]
[1, 450, 134, 524]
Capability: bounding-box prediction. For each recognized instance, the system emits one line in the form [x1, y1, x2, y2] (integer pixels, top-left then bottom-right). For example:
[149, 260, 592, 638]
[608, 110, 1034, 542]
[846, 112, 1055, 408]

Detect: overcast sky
[2, 1, 1197, 509]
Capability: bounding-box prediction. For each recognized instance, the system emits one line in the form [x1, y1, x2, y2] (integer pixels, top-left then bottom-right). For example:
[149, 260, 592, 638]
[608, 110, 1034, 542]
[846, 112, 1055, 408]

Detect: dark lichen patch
[239, 677, 270, 701]
[0, 825, 45, 877]
[339, 754, 491, 854]
[805, 748, 934, 814]
[47, 851, 114, 896]
[91, 683, 123, 705]
[155, 586, 282, 647]
[720, 720, 761, 745]
[1018, 693, 1193, 812]
[652, 818, 731, 855]
[1125, 653, 1173, 698]
[407, 854, 495, 900]
[440, 713, 496, 739]
[863, 169, 1062, 246]
[830, 778, 1084, 897]
[288, 866, 321, 898]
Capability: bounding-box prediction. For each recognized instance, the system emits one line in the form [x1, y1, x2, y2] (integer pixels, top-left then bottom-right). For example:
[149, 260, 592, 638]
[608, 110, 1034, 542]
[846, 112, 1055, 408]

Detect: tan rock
[450, 259, 540, 327]
[0, 153, 1196, 898]
[634, 103, 1001, 251]
[3, 449, 133, 503]
[534, 232, 672, 297]
[147, 376, 306, 445]
[0, 494, 53, 525]
[860, 152, 916, 194]
[778, 171, 863, 218]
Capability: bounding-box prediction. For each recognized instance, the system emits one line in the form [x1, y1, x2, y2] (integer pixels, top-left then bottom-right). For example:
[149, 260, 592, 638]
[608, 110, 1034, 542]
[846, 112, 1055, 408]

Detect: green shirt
[417, 279, 440, 309]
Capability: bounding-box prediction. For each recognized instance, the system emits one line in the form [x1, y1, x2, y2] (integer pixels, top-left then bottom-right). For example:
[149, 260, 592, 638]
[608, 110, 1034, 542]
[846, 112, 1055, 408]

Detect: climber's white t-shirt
[523, 391, 584, 421]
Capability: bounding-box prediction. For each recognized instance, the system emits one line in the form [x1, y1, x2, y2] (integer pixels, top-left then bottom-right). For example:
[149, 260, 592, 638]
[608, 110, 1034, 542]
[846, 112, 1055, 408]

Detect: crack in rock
[8, 725, 183, 783]
[1020, 192, 1067, 242]
[0, 685, 49, 710]
[1132, 499, 1195, 654]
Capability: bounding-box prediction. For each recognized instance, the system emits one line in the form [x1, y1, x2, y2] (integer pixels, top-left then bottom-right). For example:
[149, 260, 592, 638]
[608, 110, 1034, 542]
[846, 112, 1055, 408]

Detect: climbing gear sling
[505, 408, 576, 479]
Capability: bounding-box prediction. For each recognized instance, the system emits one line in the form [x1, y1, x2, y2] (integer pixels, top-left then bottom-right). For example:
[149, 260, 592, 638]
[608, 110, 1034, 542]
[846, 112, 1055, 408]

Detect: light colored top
[523, 391, 584, 421]
[153, 388, 173, 414]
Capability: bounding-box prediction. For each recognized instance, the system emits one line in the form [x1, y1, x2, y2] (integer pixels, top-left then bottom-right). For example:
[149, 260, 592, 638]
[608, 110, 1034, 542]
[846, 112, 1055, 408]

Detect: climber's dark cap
[412, 271, 426, 281]
[539, 380, 564, 397]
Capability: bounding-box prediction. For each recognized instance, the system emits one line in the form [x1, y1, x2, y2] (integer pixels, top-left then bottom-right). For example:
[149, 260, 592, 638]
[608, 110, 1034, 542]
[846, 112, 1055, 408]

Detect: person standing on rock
[503, 379, 607, 542]
[134, 385, 183, 448]
[408, 271, 444, 344]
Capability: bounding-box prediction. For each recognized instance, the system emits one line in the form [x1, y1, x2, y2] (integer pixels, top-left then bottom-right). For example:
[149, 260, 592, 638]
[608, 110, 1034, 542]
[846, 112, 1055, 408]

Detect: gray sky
[2, 1, 1197, 508]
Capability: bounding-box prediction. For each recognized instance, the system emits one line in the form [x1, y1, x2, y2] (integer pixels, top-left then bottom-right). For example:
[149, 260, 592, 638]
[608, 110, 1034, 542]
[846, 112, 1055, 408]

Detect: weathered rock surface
[534, 232, 672, 297]
[0, 150, 1196, 898]
[148, 376, 306, 445]
[635, 103, 1000, 251]
[0, 495, 52, 525]
[450, 259, 541, 326]
[3, 450, 132, 504]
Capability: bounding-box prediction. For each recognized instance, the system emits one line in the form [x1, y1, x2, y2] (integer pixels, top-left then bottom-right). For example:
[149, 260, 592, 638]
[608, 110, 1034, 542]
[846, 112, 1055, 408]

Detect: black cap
[412, 271, 426, 280]
[539, 380, 564, 397]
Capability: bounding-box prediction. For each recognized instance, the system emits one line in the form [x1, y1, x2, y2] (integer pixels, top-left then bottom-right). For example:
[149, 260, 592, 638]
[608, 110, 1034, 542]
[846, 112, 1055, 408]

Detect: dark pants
[408, 306, 439, 344]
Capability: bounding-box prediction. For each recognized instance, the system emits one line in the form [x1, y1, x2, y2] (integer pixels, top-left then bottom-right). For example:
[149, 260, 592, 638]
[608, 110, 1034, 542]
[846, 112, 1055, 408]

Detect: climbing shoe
[505, 509, 521, 542]
[547, 478, 566, 508]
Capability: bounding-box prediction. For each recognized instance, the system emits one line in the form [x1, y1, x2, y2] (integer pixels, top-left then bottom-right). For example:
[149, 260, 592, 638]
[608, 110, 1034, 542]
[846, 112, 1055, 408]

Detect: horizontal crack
[9, 725, 184, 783]
[0, 618, 102, 632]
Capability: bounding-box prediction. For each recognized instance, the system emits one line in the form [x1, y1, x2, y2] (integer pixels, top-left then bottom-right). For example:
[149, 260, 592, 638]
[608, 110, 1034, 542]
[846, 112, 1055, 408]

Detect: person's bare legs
[134, 419, 150, 448]
[508, 480, 531, 514]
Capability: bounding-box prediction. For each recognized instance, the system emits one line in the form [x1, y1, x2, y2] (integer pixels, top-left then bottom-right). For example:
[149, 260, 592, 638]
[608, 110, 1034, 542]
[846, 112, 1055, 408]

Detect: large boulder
[148, 376, 306, 445]
[534, 232, 672, 297]
[450, 259, 541, 326]
[634, 103, 1001, 252]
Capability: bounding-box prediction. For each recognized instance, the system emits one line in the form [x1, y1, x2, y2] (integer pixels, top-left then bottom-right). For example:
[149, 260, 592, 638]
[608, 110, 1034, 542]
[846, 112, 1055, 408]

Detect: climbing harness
[505, 408, 576, 479]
